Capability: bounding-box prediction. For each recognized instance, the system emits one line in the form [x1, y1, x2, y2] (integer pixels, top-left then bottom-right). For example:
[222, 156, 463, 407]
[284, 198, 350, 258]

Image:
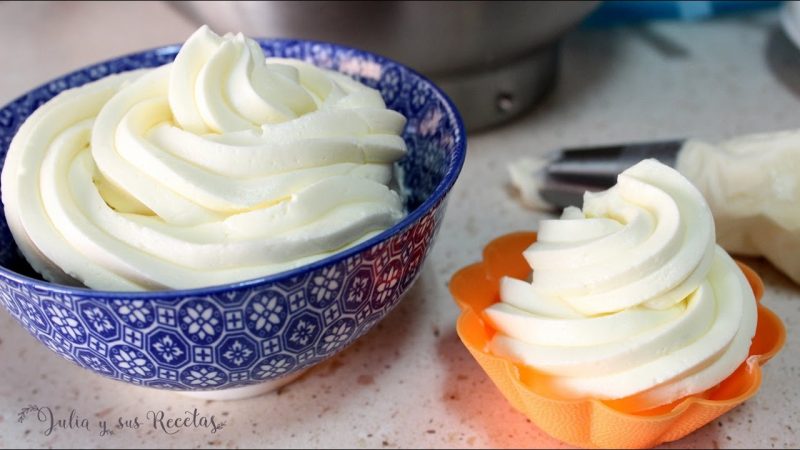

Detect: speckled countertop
[0, 2, 798, 448]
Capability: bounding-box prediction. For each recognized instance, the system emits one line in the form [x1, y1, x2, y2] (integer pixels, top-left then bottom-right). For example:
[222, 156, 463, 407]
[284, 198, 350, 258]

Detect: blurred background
[0, 1, 792, 133]
[167, 1, 599, 131]
[166, 1, 784, 131]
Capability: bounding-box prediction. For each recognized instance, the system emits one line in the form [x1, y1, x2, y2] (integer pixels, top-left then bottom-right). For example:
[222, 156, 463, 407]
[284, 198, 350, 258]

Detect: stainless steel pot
[169, 1, 598, 131]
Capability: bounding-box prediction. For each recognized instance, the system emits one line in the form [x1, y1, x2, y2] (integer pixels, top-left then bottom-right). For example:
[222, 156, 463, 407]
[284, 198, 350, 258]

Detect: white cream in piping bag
[486, 160, 757, 411]
[678, 131, 800, 285]
[1, 25, 408, 291]
[510, 131, 800, 285]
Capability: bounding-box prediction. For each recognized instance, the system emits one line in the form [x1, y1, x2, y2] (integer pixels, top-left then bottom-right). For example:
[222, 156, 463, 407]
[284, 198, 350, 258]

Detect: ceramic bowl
[0, 39, 466, 399]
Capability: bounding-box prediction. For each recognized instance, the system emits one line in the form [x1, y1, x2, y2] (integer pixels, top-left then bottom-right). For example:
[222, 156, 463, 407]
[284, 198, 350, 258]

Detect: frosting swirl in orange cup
[484, 159, 757, 412]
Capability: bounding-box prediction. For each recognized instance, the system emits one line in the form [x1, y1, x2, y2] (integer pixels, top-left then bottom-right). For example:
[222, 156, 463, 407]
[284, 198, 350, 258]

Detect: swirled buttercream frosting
[1, 25, 407, 291]
[485, 159, 757, 411]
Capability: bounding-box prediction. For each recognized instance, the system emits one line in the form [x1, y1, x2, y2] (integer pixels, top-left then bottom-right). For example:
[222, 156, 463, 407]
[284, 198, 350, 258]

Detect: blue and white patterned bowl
[0, 40, 465, 399]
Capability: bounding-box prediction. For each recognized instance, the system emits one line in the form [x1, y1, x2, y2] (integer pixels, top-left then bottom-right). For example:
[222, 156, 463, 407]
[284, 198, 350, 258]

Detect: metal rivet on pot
[497, 92, 514, 113]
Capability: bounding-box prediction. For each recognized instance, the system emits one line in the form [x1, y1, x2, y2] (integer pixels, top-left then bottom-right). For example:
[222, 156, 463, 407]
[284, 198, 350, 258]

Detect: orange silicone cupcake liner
[450, 231, 786, 449]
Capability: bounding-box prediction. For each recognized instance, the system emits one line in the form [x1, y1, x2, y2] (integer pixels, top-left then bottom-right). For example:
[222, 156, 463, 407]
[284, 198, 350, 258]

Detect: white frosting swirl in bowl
[484, 160, 757, 411]
[1, 26, 407, 291]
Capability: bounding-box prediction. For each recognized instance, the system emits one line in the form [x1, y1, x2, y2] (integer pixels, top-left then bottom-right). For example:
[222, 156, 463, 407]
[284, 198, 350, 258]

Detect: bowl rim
[0, 38, 467, 299]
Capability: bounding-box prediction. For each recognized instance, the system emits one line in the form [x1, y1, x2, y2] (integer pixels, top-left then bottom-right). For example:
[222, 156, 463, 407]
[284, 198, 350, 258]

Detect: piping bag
[511, 130, 800, 285]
